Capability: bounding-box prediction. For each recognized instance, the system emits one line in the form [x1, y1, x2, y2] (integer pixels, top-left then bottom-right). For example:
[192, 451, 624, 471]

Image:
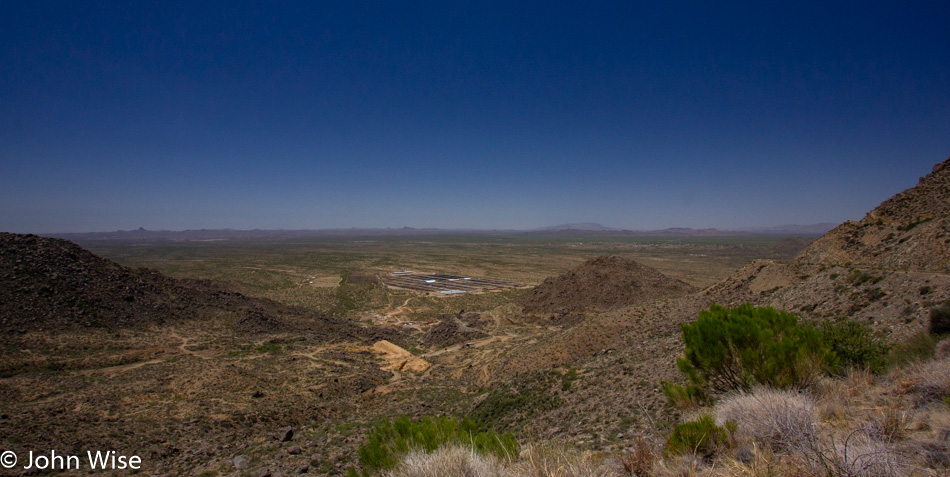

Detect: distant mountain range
[42, 222, 837, 243]
[531, 222, 617, 232]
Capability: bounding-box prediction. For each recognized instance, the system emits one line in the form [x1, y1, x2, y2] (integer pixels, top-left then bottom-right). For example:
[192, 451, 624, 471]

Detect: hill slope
[520, 255, 696, 315]
[796, 156, 950, 272]
[481, 156, 950, 446]
[0, 232, 390, 343]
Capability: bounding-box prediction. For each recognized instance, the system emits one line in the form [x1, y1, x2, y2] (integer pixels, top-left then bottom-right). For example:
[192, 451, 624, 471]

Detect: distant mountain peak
[534, 222, 616, 232]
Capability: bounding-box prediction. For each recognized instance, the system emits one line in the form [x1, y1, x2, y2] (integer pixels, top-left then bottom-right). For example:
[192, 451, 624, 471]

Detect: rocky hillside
[0, 233, 394, 343]
[480, 156, 950, 446]
[520, 255, 696, 315]
[696, 155, 950, 338]
[796, 156, 950, 272]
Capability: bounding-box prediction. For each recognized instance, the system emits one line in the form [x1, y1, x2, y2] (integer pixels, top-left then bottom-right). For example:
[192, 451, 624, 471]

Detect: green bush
[819, 319, 890, 374]
[255, 342, 282, 353]
[356, 416, 518, 473]
[673, 304, 834, 394]
[929, 300, 950, 334]
[890, 331, 938, 366]
[561, 367, 578, 391]
[661, 381, 706, 409]
[664, 415, 733, 459]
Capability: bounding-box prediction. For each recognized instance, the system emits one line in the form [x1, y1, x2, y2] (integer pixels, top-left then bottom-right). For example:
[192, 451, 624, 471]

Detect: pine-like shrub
[664, 415, 733, 459]
[674, 304, 834, 393]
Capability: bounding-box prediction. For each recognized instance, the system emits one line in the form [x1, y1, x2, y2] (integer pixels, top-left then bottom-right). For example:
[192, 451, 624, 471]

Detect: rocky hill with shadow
[519, 255, 696, 317]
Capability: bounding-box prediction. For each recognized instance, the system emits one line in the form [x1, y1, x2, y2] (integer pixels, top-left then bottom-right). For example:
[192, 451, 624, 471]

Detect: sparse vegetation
[819, 319, 890, 374]
[929, 299, 950, 334]
[255, 341, 282, 353]
[356, 416, 518, 473]
[470, 374, 562, 432]
[378, 444, 505, 477]
[5, 160, 950, 477]
[663, 415, 733, 459]
[890, 331, 938, 365]
[713, 387, 815, 454]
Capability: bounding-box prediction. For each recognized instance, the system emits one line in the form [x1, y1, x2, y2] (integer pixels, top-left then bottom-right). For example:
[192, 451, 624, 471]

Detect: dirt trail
[383, 297, 415, 321]
[170, 329, 213, 360]
[425, 333, 517, 358]
[79, 358, 165, 376]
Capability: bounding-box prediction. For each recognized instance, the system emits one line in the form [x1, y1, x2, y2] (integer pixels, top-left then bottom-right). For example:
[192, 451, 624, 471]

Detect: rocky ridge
[519, 255, 696, 316]
[796, 156, 950, 272]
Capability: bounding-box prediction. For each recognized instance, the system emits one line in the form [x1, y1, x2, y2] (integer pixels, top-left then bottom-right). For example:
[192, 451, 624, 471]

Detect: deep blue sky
[2, 1, 948, 233]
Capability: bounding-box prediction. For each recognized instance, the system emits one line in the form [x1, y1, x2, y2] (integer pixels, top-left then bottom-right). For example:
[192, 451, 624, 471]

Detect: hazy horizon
[2, 2, 948, 234]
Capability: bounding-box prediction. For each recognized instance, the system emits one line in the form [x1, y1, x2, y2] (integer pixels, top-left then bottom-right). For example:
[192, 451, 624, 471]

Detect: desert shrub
[357, 416, 518, 473]
[812, 429, 904, 477]
[672, 304, 834, 394]
[379, 444, 505, 477]
[936, 338, 950, 360]
[255, 342, 282, 353]
[620, 436, 659, 476]
[470, 374, 561, 432]
[889, 331, 937, 366]
[661, 380, 706, 409]
[819, 320, 890, 374]
[929, 299, 950, 334]
[864, 405, 909, 442]
[714, 387, 816, 454]
[510, 443, 616, 477]
[849, 270, 883, 286]
[561, 367, 578, 391]
[894, 358, 950, 406]
[664, 415, 733, 459]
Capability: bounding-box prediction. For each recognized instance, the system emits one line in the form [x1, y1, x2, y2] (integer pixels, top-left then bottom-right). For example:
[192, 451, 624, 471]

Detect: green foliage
[470, 372, 562, 432]
[676, 304, 833, 393]
[561, 367, 578, 391]
[890, 331, 938, 366]
[661, 381, 706, 409]
[255, 342, 282, 353]
[664, 415, 732, 459]
[819, 319, 890, 374]
[899, 216, 933, 231]
[929, 300, 950, 334]
[356, 416, 518, 473]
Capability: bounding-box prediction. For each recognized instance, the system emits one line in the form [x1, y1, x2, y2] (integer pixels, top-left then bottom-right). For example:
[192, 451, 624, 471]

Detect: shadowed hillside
[0, 232, 399, 344]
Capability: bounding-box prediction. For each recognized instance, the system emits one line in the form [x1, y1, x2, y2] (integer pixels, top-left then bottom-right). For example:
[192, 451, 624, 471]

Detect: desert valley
[1, 157, 948, 476]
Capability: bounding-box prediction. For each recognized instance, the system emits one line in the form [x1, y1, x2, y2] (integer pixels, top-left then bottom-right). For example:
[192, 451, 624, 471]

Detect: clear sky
[1, 1, 948, 233]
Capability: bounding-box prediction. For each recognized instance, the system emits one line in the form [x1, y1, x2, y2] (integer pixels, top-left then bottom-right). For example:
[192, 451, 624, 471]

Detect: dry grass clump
[618, 436, 659, 476]
[893, 359, 950, 406]
[384, 443, 620, 477]
[713, 387, 816, 454]
[380, 444, 506, 477]
[812, 429, 905, 477]
[813, 368, 876, 422]
[650, 453, 707, 477]
[934, 338, 950, 360]
[509, 443, 617, 477]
